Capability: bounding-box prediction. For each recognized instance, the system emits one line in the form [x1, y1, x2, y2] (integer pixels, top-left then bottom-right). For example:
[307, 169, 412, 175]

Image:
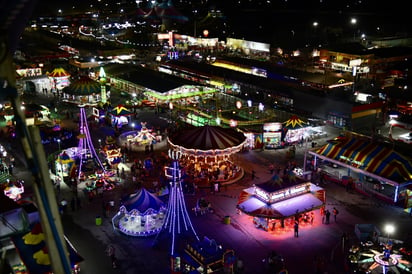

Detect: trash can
[224, 216, 231, 225]
[95, 216, 102, 226]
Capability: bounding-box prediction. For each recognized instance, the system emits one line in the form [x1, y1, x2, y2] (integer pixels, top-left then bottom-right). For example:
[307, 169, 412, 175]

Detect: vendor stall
[237, 175, 325, 232]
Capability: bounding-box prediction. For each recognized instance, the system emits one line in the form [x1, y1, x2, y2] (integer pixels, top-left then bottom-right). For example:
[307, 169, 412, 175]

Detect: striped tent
[121, 188, 165, 215]
[315, 136, 412, 183]
[168, 125, 247, 156]
[63, 76, 101, 95]
[283, 115, 308, 129]
[48, 67, 70, 78]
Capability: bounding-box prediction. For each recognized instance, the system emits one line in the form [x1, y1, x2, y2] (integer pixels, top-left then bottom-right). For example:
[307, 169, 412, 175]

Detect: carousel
[62, 76, 104, 106]
[100, 135, 122, 168]
[120, 122, 161, 149]
[168, 125, 247, 188]
[112, 188, 166, 237]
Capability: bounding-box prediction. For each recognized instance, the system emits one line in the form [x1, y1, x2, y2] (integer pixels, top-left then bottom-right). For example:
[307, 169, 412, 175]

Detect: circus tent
[168, 125, 246, 157]
[109, 104, 133, 128]
[121, 188, 165, 214]
[48, 67, 70, 90]
[313, 135, 412, 184]
[283, 115, 309, 143]
[48, 67, 70, 78]
[109, 104, 133, 117]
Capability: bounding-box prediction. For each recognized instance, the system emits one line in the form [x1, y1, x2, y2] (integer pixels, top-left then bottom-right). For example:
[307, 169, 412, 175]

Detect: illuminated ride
[66, 105, 116, 194]
[349, 240, 412, 273]
[100, 135, 122, 168]
[112, 187, 166, 237]
[62, 76, 105, 106]
[167, 125, 247, 187]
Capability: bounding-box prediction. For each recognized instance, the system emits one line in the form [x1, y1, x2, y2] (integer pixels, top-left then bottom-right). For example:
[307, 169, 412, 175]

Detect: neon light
[154, 150, 200, 256]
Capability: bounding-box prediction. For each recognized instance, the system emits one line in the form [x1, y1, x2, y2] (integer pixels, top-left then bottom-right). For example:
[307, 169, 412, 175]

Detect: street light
[57, 139, 61, 152]
[385, 224, 395, 243]
[350, 18, 357, 41]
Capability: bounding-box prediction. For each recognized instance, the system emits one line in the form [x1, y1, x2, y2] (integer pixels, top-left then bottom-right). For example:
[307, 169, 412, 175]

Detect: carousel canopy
[121, 188, 165, 214]
[283, 115, 308, 129]
[48, 67, 70, 78]
[109, 105, 133, 117]
[168, 125, 247, 156]
[63, 76, 101, 95]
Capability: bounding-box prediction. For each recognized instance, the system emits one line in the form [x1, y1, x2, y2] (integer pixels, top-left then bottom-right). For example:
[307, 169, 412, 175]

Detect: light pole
[350, 18, 357, 41]
[57, 139, 61, 152]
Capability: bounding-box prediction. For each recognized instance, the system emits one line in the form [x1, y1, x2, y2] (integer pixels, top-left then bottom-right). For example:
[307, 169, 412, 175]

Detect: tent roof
[109, 105, 133, 116]
[63, 76, 101, 95]
[168, 125, 246, 151]
[315, 135, 412, 183]
[283, 115, 308, 129]
[237, 183, 325, 219]
[121, 188, 165, 213]
[48, 67, 70, 78]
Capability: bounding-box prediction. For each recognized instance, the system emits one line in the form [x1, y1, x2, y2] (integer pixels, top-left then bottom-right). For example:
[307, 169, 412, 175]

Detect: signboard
[263, 122, 282, 132]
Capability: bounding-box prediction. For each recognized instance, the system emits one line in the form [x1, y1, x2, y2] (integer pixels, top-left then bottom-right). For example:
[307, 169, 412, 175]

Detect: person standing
[333, 207, 339, 222]
[325, 209, 331, 224]
[294, 221, 299, 237]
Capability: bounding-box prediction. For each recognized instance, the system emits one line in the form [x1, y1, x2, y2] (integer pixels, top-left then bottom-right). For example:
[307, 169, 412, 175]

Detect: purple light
[76, 106, 106, 182]
[155, 151, 199, 256]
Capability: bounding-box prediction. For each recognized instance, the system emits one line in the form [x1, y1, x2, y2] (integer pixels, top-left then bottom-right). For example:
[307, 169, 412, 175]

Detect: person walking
[333, 207, 339, 222]
[294, 221, 299, 237]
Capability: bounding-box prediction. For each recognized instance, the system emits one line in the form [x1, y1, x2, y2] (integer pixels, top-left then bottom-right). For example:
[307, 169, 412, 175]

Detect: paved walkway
[8, 96, 412, 274]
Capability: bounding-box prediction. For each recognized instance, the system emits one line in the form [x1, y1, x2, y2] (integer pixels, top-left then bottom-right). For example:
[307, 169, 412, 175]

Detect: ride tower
[153, 150, 200, 271]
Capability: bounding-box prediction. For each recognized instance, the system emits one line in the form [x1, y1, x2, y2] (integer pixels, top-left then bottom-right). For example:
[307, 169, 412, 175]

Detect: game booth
[111, 188, 166, 237]
[237, 174, 326, 232]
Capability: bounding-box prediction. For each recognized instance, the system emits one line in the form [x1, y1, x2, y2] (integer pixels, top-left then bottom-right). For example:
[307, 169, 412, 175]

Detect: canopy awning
[237, 183, 325, 219]
[314, 135, 412, 183]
